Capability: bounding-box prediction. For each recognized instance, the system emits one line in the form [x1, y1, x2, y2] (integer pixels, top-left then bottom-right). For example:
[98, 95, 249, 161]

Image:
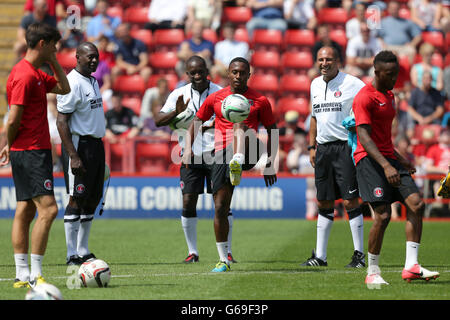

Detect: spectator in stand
[14, 0, 57, 61]
[424, 129, 450, 200]
[111, 23, 152, 84]
[92, 60, 113, 110]
[377, 0, 422, 64]
[97, 35, 115, 69]
[105, 92, 140, 144]
[211, 22, 250, 80]
[139, 78, 171, 130]
[85, 0, 121, 43]
[345, 21, 382, 78]
[186, 0, 223, 32]
[23, 0, 65, 19]
[283, 0, 317, 30]
[346, 1, 370, 41]
[410, 0, 445, 31]
[407, 70, 445, 130]
[244, 0, 287, 38]
[145, 0, 188, 32]
[141, 99, 172, 138]
[314, 0, 354, 13]
[176, 20, 215, 76]
[410, 42, 444, 92]
[308, 24, 343, 80]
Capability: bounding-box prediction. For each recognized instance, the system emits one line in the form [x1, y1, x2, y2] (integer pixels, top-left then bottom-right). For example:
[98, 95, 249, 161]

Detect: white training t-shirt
[310, 71, 365, 144]
[161, 81, 222, 156]
[56, 69, 106, 138]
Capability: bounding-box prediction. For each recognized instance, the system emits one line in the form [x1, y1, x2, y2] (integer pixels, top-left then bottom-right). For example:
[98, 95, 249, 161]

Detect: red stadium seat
[112, 74, 146, 95]
[147, 74, 179, 91]
[233, 27, 249, 43]
[106, 6, 123, 19]
[281, 51, 313, 74]
[279, 74, 311, 98]
[56, 49, 76, 71]
[329, 29, 348, 49]
[445, 53, 450, 67]
[152, 29, 185, 52]
[252, 29, 282, 52]
[222, 6, 252, 25]
[149, 51, 178, 73]
[124, 6, 149, 26]
[398, 7, 410, 20]
[277, 97, 310, 117]
[130, 29, 152, 51]
[414, 124, 442, 145]
[431, 52, 444, 68]
[317, 8, 349, 26]
[135, 141, 171, 172]
[422, 31, 445, 52]
[121, 96, 142, 116]
[283, 29, 315, 51]
[185, 28, 218, 43]
[248, 74, 278, 96]
[251, 51, 280, 74]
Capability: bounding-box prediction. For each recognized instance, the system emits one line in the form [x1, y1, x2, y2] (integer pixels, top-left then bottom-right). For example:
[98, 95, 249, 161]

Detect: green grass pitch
[0, 219, 448, 300]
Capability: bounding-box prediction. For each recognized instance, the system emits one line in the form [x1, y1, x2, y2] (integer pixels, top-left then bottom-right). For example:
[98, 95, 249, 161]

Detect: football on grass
[78, 259, 111, 288]
[169, 108, 195, 130]
[221, 94, 251, 123]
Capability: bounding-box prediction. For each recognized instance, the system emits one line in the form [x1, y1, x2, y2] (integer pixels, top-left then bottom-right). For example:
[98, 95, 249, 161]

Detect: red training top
[7, 59, 57, 151]
[352, 83, 396, 165]
[196, 86, 276, 152]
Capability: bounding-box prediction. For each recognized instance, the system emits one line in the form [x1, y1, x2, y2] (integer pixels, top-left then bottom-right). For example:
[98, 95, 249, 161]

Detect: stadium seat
[247, 74, 279, 96]
[233, 27, 249, 44]
[281, 51, 313, 74]
[414, 124, 442, 145]
[422, 31, 445, 52]
[317, 7, 349, 26]
[152, 29, 185, 52]
[251, 29, 282, 52]
[398, 7, 410, 19]
[222, 6, 252, 25]
[147, 74, 179, 91]
[445, 53, 450, 67]
[121, 96, 142, 116]
[329, 29, 347, 49]
[112, 74, 146, 95]
[130, 29, 152, 51]
[106, 6, 123, 19]
[135, 141, 171, 172]
[277, 97, 310, 118]
[185, 28, 218, 43]
[283, 29, 315, 51]
[105, 141, 129, 172]
[251, 51, 280, 74]
[56, 49, 76, 72]
[124, 6, 150, 26]
[279, 74, 311, 98]
[431, 52, 444, 68]
[149, 51, 178, 73]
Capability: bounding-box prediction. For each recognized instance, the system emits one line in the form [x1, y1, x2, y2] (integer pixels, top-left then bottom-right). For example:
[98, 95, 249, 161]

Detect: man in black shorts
[353, 50, 439, 285]
[56, 42, 106, 265]
[2, 22, 70, 288]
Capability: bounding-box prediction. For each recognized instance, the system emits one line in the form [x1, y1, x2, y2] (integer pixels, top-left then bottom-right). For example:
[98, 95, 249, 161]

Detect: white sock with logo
[14, 253, 30, 282]
[30, 254, 43, 280]
[367, 252, 380, 275]
[77, 215, 94, 257]
[181, 216, 198, 255]
[216, 242, 229, 264]
[405, 241, 420, 269]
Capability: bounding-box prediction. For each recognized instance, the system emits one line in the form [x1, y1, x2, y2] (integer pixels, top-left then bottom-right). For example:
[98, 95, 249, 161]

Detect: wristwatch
[307, 145, 316, 151]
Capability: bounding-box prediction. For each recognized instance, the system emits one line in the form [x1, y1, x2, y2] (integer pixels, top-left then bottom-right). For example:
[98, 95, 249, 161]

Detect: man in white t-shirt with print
[300, 46, 366, 268]
[154, 56, 236, 264]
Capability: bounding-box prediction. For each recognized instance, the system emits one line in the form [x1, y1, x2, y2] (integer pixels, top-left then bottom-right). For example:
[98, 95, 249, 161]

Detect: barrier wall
[0, 175, 307, 219]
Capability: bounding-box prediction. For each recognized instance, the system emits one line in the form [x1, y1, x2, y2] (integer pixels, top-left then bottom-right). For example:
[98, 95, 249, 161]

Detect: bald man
[56, 42, 107, 265]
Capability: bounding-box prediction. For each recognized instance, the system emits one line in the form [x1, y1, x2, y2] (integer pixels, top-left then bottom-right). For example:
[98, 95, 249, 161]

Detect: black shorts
[62, 135, 105, 208]
[315, 140, 358, 201]
[180, 152, 213, 194]
[356, 156, 419, 204]
[10, 149, 54, 201]
[210, 138, 264, 194]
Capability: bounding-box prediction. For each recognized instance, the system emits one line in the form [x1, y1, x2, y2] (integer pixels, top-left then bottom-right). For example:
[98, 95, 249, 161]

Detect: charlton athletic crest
[76, 184, 86, 194]
[334, 91, 342, 98]
[373, 187, 383, 198]
[43, 179, 53, 191]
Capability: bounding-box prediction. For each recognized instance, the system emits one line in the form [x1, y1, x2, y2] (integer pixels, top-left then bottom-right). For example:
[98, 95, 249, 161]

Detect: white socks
[405, 241, 420, 269]
[315, 211, 334, 261]
[30, 254, 43, 280]
[367, 252, 380, 275]
[77, 216, 94, 257]
[349, 214, 364, 253]
[64, 219, 80, 258]
[14, 253, 29, 282]
[216, 242, 229, 264]
[181, 216, 198, 255]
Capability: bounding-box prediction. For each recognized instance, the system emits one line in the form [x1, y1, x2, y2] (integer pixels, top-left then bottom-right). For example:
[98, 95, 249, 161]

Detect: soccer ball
[221, 94, 251, 123]
[169, 108, 195, 130]
[78, 259, 111, 288]
[25, 283, 63, 300]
